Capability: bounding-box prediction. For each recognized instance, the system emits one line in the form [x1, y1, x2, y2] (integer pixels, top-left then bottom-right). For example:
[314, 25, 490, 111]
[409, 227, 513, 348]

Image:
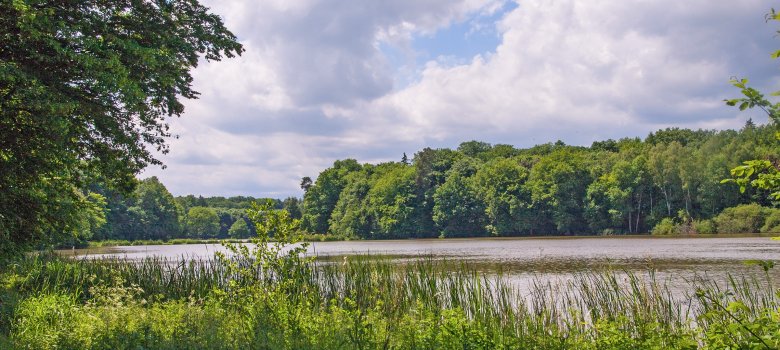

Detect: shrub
[693, 219, 716, 234]
[760, 209, 780, 233]
[651, 218, 676, 235]
[713, 204, 769, 234]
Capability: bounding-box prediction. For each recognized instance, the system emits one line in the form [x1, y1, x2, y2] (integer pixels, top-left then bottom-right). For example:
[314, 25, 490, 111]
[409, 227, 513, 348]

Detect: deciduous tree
[0, 0, 242, 254]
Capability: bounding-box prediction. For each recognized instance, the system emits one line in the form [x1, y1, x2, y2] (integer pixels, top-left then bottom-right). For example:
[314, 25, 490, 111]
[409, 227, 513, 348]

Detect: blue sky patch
[412, 2, 515, 65]
[379, 2, 516, 88]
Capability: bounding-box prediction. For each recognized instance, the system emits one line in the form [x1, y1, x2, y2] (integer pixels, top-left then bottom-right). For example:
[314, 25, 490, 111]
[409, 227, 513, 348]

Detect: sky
[141, 0, 780, 199]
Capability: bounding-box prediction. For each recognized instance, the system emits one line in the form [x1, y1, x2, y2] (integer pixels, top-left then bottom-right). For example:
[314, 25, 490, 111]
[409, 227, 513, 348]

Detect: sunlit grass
[1, 254, 778, 349]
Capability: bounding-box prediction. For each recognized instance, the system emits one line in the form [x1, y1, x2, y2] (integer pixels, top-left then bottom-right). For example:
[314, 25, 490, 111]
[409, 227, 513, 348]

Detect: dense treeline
[79, 123, 779, 243]
[80, 179, 303, 243]
[301, 123, 779, 238]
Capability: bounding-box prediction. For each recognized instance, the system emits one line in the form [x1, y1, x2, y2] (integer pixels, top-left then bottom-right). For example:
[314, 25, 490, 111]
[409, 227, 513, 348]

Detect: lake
[64, 236, 780, 290]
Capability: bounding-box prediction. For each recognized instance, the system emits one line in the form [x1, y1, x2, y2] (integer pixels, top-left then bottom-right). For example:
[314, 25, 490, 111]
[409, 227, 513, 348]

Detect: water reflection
[61, 236, 780, 291]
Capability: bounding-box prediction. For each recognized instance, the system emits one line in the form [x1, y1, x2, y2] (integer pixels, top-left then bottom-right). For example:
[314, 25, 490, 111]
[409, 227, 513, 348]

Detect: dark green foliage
[528, 148, 592, 234]
[301, 159, 362, 233]
[457, 140, 493, 159]
[227, 218, 251, 238]
[433, 158, 488, 237]
[328, 163, 420, 239]
[185, 207, 220, 238]
[646, 128, 714, 147]
[713, 204, 771, 234]
[282, 197, 303, 219]
[413, 148, 463, 237]
[0, 0, 242, 253]
[367, 164, 419, 238]
[329, 167, 376, 238]
[299, 126, 778, 239]
[130, 177, 181, 240]
[473, 157, 533, 235]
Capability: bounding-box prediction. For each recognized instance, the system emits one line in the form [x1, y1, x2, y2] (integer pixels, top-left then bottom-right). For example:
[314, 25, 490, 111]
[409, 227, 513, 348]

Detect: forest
[299, 123, 780, 239]
[79, 122, 780, 245]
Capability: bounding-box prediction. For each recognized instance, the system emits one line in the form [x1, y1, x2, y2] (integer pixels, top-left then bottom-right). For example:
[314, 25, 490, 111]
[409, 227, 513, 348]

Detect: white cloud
[350, 0, 776, 146]
[144, 0, 780, 197]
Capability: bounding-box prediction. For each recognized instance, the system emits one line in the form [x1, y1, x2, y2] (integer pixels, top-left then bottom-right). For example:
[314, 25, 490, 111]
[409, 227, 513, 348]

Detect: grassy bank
[1, 253, 778, 349]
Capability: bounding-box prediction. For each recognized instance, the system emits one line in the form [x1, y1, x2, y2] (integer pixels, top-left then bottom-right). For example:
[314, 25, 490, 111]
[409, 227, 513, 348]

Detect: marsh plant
[1, 204, 779, 349]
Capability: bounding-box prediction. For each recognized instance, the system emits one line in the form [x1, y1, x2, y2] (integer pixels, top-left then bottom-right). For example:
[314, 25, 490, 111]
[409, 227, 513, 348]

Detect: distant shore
[71, 232, 779, 249]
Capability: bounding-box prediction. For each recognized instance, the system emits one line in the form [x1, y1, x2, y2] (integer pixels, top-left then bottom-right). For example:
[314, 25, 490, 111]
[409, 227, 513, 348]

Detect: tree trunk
[662, 186, 671, 217]
[635, 191, 643, 233]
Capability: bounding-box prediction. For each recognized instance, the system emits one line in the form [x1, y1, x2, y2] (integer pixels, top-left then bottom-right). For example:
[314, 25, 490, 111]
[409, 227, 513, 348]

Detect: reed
[2, 253, 778, 349]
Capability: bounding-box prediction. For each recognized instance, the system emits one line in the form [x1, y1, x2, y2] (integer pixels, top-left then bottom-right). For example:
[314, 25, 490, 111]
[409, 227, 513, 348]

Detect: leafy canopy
[0, 0, 243, 253]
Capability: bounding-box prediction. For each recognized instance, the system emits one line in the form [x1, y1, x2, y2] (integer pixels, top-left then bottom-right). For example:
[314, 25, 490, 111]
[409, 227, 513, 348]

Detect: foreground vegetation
[1, 254, 778, 349]
[2, 201, 777, 349]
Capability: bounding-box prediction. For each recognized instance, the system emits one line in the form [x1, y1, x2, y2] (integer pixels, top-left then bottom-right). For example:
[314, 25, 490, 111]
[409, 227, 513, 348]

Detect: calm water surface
[66, 236, 780, 280]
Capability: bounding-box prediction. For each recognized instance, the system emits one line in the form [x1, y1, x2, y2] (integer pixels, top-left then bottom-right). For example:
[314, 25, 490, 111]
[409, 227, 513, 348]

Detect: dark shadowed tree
[300, 177, 313, 192]
[282, 197, 303, 219]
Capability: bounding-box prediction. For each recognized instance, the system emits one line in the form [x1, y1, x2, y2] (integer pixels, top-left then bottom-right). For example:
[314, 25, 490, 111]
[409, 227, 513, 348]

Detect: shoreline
[77, 232, 778, 248]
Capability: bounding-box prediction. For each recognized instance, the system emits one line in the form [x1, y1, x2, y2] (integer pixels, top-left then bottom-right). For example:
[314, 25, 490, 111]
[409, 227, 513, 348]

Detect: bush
[760, 209, 780, 233]
[693, 220, 716, 234]
[651, 218, 676, 235]
[713, 204, 769, 234]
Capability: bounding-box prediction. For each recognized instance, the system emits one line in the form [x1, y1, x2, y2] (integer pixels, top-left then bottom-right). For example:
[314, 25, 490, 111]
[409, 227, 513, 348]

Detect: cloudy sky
[142, 0, 780, 198]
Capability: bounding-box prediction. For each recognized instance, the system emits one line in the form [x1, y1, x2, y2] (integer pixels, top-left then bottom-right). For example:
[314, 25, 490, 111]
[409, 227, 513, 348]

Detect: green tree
[457, 140, 493, 160]
[585, 155, 651, 234]
[73, 192, 108, 242]
[301, 159, 362, 233]
[228, 218, 251, 238]
[433, 158, 487, 237]
[0, 0, 242, 254]
[367, 164, 418, 239]
[713, 204, 769, 234]
[300, 177, 313, 192]
[129, 177, 181, 240]
[282, 197, 303, 220]
[647, 142, 684, 218]
[329, 167, 375, 238]
[186, 207, 220, 238]
[528, 148, 591, 234]
[473, 157, 533, 236]
[413, 148, 462, 237]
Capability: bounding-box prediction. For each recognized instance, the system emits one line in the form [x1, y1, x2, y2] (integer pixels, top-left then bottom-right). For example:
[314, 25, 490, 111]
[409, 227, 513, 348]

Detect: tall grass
[2, 253, 778, 348]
